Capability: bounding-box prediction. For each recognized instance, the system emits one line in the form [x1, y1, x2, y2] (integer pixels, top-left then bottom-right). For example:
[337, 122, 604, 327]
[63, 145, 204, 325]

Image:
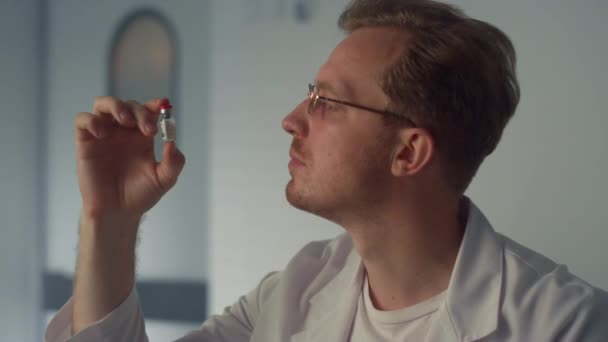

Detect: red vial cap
[160, 98, 173, 110]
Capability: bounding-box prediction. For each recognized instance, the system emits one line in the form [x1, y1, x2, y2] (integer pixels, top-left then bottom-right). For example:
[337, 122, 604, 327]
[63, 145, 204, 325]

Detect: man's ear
[391, 128, 435, 177]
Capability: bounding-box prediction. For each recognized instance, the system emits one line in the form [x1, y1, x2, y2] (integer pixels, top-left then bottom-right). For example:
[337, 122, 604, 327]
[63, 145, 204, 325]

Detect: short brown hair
[339, 0, 520, 194]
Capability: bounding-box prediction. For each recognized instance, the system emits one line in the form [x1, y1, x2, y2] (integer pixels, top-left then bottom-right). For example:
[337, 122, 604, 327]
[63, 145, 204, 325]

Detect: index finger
[92, 96, 132, 124]
[143, 97, 168, 113]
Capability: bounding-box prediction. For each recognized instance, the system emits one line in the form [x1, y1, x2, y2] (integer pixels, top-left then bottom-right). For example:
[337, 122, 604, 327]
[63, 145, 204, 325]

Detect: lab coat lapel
[424, 307, 460, 342]
[291, 249, 364, 342]
[425, 200, 504, 341]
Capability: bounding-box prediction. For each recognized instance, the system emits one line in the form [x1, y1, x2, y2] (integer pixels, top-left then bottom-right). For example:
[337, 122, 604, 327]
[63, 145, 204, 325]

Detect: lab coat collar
[439, 199, 504, 341]
[291, 199, 504, 342]
[290, 241, 364, 342]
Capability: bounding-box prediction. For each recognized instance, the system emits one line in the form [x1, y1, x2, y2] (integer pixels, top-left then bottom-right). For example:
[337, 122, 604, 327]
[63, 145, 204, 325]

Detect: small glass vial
[159, 98, 176, 141]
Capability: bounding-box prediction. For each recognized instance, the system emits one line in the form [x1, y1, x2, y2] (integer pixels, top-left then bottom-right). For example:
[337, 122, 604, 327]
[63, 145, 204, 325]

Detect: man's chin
[285, 181, 305, 209]
[285, 182, 335, 222]
[285, 181, 315, 213]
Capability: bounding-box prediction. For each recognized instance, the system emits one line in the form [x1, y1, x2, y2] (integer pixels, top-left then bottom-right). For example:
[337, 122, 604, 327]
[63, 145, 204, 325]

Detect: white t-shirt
[348, 275, 446, 341]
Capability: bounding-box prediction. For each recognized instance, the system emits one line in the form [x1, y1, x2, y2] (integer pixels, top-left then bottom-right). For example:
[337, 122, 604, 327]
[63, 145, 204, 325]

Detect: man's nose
[281, 100, 309, 138]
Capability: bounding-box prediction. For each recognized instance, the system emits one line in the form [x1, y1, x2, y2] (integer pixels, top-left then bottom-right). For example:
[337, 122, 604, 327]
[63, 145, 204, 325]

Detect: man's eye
[319, 100, 338, 112]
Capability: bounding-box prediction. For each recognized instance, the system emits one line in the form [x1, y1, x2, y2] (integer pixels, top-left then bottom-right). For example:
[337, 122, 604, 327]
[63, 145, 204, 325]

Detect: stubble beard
[285, 169, 343, 221]
[284, 131, 396, 223]
[285, 156, 392, 225]
[285, 177, 324, 215]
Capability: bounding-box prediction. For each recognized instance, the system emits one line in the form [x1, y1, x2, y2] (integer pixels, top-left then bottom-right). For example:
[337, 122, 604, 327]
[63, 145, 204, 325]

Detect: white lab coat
[46, 200, 608, 341]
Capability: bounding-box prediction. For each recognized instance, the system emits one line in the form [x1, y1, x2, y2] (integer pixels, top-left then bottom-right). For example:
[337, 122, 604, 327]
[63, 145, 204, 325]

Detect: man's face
[282, 27, 407, 222]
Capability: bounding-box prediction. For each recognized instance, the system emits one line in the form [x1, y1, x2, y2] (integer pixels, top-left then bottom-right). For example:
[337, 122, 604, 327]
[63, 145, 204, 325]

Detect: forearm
[71, 212, 141, 335]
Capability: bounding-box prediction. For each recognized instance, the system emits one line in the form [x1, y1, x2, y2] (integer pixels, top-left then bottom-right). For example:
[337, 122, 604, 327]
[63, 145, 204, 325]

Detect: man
[46, 0, 608, 341]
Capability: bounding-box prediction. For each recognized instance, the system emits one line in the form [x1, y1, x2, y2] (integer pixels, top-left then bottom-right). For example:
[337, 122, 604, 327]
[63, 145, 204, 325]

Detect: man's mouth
[289, 148, 307, 172]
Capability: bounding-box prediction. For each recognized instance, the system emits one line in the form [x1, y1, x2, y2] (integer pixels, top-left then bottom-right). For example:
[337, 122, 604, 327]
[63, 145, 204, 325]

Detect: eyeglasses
[307, 83, 416, 126]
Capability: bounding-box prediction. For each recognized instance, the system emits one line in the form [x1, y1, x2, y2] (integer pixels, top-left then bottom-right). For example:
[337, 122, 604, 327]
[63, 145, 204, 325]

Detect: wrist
[79, 210, 141, 246]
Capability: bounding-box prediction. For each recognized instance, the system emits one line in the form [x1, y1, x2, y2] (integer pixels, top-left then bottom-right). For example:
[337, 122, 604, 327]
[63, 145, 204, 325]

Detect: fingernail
[173, 145, 183, 159]
[96, 129, 107, 138]
[145, 122, 156, 134]
[120, 111, 134, 122]
[167, 142, 175, 155]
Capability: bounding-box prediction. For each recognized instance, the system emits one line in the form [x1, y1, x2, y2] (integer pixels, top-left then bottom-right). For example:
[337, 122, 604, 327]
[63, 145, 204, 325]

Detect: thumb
[156, 142, 186, 192]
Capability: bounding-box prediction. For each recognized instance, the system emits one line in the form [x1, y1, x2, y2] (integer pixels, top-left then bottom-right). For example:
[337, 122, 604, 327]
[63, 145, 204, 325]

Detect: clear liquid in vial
[160, 117, 176, 141]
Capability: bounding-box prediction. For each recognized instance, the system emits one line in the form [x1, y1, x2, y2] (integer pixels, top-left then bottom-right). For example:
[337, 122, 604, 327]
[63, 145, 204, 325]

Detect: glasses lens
[307, 84, 317, 114]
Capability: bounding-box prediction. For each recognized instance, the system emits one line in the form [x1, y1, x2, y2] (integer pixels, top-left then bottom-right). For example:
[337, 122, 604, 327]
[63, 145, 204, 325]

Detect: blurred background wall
[1, 0, 607, 341]
[0, 0, 45, 341]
